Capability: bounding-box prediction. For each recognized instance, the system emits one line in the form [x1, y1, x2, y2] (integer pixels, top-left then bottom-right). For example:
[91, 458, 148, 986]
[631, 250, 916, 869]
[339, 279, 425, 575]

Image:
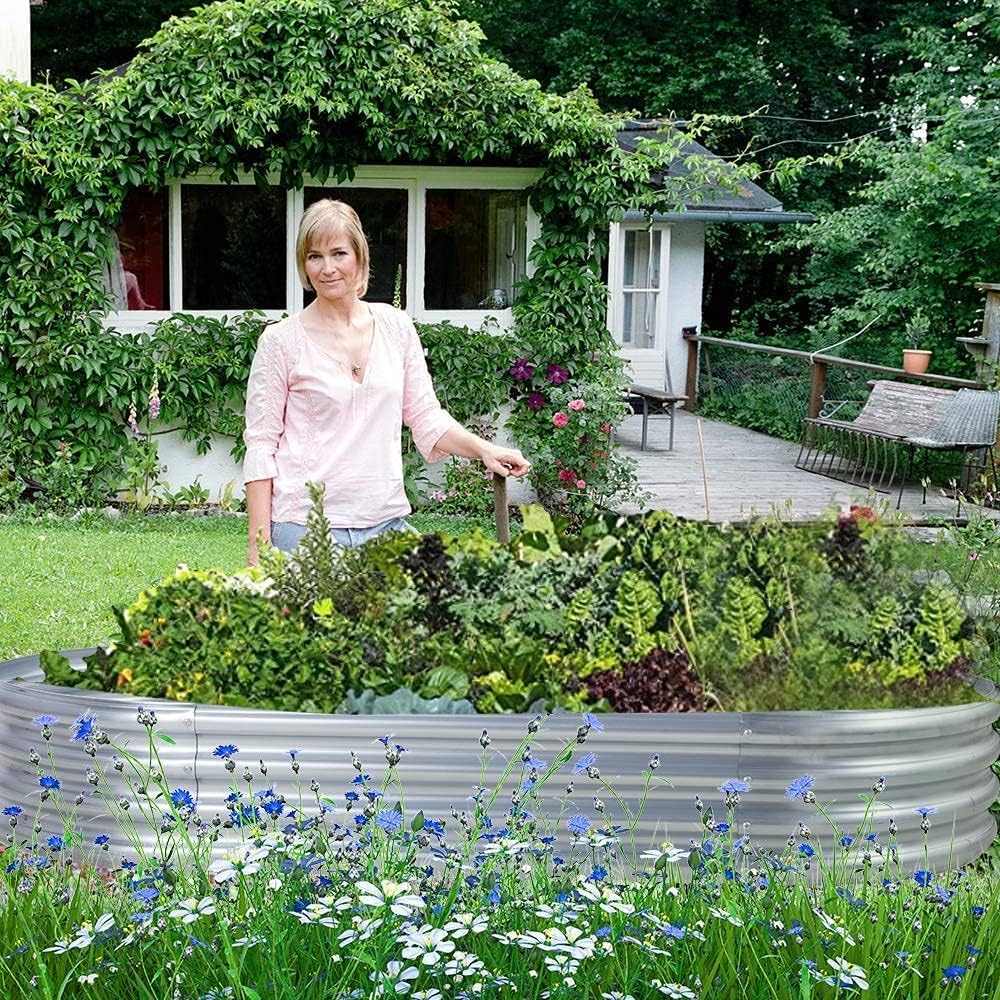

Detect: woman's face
[305, 227, 360, 302]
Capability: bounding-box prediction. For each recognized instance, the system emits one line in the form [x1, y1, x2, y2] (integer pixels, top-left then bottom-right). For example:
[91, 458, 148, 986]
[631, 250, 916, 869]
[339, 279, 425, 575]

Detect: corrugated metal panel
[1, 652, 997, 872]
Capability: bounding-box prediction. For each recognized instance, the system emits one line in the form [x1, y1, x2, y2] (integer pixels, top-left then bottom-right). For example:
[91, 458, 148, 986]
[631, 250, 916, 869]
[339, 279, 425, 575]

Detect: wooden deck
[614, 409, 996, 523]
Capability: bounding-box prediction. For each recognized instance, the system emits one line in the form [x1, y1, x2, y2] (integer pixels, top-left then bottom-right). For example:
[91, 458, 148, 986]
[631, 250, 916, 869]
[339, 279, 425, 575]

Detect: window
[114, 188, 169, 310]
[621, 229, 661, 350]
[181, 185, 286, 310]
[106, 168, 537, 323]
[304, 187, 407, 306]
[424, 190, 528, 310]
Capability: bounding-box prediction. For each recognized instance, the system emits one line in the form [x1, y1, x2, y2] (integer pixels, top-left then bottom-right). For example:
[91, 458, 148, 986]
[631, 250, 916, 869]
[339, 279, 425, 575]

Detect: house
[2, 1, 810, 501]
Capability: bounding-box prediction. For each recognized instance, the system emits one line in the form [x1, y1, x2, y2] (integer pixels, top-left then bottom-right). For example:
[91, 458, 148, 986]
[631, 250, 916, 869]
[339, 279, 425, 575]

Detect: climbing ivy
[0, 0, 741, 512]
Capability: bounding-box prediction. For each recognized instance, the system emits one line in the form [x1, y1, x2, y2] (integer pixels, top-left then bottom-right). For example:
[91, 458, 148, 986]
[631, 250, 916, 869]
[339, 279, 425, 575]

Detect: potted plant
[902, 308, 933, 374]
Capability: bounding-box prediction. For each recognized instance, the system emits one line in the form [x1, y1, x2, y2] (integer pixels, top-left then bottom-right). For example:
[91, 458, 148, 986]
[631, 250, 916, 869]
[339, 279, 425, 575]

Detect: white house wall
[662, 221, 704, 396]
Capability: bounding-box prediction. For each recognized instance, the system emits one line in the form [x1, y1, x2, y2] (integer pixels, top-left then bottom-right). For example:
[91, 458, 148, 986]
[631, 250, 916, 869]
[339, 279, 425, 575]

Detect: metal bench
[796, 380, 1000, 509]
[625, 384, 687, 451]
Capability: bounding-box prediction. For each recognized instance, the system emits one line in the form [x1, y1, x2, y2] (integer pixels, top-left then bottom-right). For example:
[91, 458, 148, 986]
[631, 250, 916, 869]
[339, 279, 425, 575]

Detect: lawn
[0, 510, 494, 660]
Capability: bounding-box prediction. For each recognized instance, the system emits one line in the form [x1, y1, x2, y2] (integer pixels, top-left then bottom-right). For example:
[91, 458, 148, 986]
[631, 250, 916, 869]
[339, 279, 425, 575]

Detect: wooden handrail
[682, 333, 986, 415]
[690, 334, 985, 388]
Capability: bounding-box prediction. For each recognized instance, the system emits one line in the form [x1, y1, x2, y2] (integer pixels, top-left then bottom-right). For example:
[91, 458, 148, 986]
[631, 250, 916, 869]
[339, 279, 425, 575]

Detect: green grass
[0, 510, 496, 660]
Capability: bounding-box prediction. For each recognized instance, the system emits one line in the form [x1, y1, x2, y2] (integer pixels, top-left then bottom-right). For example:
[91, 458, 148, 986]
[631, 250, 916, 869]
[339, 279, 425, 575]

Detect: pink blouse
[243, 303, 460, 527]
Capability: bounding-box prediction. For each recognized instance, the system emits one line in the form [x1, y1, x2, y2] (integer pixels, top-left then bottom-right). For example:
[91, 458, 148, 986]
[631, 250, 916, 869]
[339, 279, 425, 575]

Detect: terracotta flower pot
[902, 349, 932, 374]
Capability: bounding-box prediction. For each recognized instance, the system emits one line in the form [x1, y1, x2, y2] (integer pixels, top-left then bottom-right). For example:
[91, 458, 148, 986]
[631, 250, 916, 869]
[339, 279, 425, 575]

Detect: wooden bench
[625, 384, 687, 451]
[796, 379, 1000, 508]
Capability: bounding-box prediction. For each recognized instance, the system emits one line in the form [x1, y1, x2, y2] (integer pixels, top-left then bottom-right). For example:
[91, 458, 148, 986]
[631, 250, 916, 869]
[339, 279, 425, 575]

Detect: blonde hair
[296, 199, 370, 297]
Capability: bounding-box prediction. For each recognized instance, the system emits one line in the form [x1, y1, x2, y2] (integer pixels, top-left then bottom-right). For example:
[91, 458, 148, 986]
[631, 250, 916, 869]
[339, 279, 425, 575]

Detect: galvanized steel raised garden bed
[2, 650, 998, 870]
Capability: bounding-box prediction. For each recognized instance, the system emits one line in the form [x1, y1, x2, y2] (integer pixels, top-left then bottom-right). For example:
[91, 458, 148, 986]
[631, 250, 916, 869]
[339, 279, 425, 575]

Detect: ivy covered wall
[0, 0, 724, 514]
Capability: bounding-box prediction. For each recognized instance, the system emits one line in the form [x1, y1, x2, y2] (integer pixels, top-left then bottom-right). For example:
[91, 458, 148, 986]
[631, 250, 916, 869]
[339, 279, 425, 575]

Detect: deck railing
[682, 332, 985, 421]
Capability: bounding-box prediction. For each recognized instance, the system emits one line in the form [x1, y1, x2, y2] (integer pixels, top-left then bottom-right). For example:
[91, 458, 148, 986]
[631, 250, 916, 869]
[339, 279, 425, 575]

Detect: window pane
[623, 291, 657, 349]
[181, 185, 286, 310]
[424, 190, 528, 309]
[115, 187, 168, 310]
[304, 188, 408, 306]
[623, 229, 660, 289]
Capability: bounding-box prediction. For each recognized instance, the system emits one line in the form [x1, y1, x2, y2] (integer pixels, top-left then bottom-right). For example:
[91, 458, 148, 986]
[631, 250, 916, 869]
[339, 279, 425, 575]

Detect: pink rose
[575, 479, 586, 489]
[600, 422, 612, 434]
[552, 411, 569, 428]
[558, 468, 576, 483]
[568, 398, 585, 411]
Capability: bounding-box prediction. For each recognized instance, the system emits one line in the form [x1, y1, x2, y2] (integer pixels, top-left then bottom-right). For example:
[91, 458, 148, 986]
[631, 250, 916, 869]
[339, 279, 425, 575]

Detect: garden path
[614, 409, 1000, 523]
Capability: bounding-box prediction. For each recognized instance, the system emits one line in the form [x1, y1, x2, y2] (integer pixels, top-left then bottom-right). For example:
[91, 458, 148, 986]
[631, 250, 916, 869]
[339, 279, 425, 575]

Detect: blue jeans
[270, 516, 415, 553]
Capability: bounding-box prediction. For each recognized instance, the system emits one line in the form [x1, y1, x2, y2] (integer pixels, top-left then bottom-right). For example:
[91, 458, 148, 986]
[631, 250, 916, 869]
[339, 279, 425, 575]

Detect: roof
[617, 120, 814, 224]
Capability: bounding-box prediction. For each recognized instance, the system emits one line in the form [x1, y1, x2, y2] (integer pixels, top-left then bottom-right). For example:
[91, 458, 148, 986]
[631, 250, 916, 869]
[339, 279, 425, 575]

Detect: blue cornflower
[287, 749, 300, 760]
[212, 744, 238, 759]
[2, 805, 22, 816]
[934, 886, 954, 904]
[972, 905, 985, 918]
[798, 843, 815, 858]
[596, 926, 612, 938]
[913, 869, 934, 887]
[351, 773, 370, 785]
[423, 819, 445, 838]
[572, 753, 597, 775]
[262, 800, 285, 818]
[94, 834, 110, 846]
[588, 865, 608, 882]
[170, 788, 196, 810]
[582, 712, 605, 731]
[719, 779, 750, 795]
[785, 774, 815, 799]
[133, 887, 159, 904]
[72, 712, 97, 743]
[660, 923, 686, 940]
[376, 808, 403, 833]
[344, 790, 359, 803]
[364, 789, 384, 802]
[487, 884, 501, 905]
[967, 946, 982, 957]
[229, 805, 261, 827]
[46, 835, 64, 851]
[38, 775, 60, 791]
[121, 859, 137, 871]
[715, 822, 730, 833]
[840, 836, 854, 848]
[942, 965, 966, 983]
[375, 734, 394, 747]
[32, 714, 58, 727]
[915, 805, 938, 817]
[522, 757, 546, 770]
[865, 833, 878, 842]
[566, 815, 591, 835]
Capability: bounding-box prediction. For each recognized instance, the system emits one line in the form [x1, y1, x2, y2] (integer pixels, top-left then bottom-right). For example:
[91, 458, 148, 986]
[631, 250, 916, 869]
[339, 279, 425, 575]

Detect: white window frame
[105, 166, 541, 332]
[607, 221, 671, 353]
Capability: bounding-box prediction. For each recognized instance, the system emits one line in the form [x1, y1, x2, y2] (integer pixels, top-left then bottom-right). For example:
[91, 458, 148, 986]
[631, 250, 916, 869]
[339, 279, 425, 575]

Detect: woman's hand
[481, 444, 531, 478]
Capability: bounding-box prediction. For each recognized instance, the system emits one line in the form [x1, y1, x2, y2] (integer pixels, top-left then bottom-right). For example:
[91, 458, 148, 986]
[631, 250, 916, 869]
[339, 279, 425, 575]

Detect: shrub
[585, 647, 706, 712]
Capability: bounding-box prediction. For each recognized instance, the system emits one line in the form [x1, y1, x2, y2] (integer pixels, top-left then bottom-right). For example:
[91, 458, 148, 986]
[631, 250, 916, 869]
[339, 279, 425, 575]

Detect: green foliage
[59, 489, 983, 714]
[101, 566, 351, 714]
[343, 686, 475, 714]
[420, 320, 512, 426]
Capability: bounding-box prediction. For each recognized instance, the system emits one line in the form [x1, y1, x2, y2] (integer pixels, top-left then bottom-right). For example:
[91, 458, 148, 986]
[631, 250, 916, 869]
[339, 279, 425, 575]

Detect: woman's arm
[434, 425, 531, 478]
[245, 479, 273, 566]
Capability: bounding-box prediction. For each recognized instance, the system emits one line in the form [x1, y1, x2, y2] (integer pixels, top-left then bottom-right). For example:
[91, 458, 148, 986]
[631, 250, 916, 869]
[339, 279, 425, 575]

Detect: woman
[243, 199, 531, 564]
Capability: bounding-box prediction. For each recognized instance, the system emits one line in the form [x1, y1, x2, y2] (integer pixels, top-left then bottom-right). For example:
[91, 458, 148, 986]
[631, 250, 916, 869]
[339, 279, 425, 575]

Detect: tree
[456, 0, 976, 356]
[801, 0, 1000, 373]
[31, 0, 199, 84]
